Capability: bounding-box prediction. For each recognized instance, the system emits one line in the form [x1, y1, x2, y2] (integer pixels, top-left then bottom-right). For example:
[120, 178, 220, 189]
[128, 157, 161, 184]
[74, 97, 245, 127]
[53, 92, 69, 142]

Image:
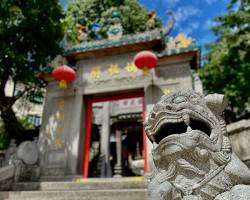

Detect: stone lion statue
[145, 90, 250, 200]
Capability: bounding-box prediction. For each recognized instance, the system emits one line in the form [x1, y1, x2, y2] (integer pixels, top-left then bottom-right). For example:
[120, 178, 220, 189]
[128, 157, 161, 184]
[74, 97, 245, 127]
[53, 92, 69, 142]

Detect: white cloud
[190, 21, 199, 30]
[158, 0, 180, 10]
[178, 21, 200, 35]
[202, 19, 217, 30]
[174, 6, 201, 35]
[175, 6, 201, 24]
[204, 0, 217, 5]
[179, 27, 193, 35]
[162, 0, 180, 6]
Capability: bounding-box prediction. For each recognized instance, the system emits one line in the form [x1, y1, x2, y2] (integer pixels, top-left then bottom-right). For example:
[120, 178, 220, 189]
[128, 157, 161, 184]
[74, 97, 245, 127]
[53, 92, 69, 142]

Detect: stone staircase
[0, 177, 148, 200]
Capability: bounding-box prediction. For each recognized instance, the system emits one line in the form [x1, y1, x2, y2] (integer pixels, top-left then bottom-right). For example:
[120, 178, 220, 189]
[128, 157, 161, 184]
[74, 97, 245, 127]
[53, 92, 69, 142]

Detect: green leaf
[200, 0, 250, 122]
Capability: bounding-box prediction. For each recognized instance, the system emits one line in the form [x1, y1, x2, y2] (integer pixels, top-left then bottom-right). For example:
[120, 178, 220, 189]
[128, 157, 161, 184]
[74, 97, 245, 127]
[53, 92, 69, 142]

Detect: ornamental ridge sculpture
[145, 90, 250, 200]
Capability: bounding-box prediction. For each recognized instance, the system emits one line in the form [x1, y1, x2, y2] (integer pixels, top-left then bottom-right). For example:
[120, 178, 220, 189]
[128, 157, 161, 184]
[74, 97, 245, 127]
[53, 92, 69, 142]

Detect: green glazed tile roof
[64, 29, 163, 55]
[64, 28, 200, 58]
[157, 44, 200, 57]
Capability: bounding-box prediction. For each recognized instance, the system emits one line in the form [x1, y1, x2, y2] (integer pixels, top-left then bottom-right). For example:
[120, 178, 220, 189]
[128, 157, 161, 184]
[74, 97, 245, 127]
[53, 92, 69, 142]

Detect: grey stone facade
[38, 29, 199, 177]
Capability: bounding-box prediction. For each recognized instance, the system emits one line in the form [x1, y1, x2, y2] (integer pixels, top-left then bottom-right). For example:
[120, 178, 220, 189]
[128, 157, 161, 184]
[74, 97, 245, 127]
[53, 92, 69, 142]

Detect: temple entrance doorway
[82, 91, 147, 178]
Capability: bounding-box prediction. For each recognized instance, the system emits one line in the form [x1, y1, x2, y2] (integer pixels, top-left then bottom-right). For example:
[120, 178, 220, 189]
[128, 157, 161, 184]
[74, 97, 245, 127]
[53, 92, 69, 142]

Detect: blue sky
[140, 0, 228, 50]
[60, 0, 229, 52]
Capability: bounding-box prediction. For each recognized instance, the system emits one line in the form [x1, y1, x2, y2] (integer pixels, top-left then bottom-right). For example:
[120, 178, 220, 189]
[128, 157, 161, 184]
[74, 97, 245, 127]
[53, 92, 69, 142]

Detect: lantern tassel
[59, 80, 67, 89]
[142, 67, 150, 76]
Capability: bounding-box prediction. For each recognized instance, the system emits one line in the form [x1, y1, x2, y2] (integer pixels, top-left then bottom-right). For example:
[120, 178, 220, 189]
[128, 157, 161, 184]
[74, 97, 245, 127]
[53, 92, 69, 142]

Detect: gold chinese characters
[89, 62, 140, 80]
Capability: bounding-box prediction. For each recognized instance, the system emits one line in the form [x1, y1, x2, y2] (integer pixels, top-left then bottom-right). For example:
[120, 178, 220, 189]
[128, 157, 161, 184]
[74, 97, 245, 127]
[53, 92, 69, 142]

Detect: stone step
[40, 175, 83, 182]
[12, 177, 148, 191]
[0, 189, 147, 200]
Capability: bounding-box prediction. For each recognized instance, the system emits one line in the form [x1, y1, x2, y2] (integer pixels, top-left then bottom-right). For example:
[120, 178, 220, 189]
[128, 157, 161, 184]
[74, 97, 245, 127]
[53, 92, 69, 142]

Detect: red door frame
[82, 91, 148, 177]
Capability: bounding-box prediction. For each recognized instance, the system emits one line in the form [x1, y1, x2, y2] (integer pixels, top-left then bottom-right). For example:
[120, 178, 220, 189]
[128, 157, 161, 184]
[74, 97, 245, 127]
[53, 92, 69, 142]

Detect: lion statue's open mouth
[145, 90, 250, 200]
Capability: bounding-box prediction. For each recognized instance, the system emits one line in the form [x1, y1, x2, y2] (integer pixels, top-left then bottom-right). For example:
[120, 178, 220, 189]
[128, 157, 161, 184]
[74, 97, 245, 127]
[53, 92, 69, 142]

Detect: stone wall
[38, 93, 83, 176]
[227, 119, 250, 168]
[38, 50, 195, 177]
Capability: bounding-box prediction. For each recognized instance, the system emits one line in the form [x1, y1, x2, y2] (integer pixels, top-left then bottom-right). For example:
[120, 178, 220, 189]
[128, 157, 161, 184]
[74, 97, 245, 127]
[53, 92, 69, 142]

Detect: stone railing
[0, 140, 40, 191]
[227, 119, 250, 168]
[0, 164, 15, 190]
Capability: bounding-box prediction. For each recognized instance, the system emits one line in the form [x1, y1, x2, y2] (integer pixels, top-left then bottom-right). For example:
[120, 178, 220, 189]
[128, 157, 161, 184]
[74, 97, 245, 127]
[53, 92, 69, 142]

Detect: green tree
[64, 0, 161, 43]
[0, 0, 64, 142]
[200, 0, 250, 122]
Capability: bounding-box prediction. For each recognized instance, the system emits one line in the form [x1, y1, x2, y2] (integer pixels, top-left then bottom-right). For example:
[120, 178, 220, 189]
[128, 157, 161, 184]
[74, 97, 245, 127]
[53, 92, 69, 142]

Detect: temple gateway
[38, 22, 201, 179]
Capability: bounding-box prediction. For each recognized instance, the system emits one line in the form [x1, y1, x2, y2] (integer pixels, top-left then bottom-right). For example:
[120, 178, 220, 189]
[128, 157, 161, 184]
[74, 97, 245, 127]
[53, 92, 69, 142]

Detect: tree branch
[0, 70, 10, 97]
[13, 89, 27, 101]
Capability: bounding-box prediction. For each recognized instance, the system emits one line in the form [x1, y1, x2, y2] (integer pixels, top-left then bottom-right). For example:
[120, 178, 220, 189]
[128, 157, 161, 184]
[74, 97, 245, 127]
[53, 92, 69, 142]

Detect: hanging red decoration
[133, 51, 158, 74]
[52, 65, 76, 89]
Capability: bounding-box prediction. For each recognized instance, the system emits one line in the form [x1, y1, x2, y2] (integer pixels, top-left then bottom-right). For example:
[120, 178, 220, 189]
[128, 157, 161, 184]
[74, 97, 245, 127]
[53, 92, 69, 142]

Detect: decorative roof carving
[64, 12, 176, 55]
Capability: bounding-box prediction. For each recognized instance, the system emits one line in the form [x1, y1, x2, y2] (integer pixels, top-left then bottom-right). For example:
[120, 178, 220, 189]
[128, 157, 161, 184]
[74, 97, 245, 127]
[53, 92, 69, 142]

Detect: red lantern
[133, 51, 158, 74]
[52, 65, 76, 89]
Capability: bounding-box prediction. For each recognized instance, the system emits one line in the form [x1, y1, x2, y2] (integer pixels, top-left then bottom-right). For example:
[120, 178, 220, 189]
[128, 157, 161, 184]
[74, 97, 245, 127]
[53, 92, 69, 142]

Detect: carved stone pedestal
[113, 165, 122, 178]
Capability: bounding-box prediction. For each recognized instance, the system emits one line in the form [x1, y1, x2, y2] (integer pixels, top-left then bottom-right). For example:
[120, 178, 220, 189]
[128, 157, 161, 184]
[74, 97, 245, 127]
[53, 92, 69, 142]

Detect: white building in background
[4, 80, 44, 127]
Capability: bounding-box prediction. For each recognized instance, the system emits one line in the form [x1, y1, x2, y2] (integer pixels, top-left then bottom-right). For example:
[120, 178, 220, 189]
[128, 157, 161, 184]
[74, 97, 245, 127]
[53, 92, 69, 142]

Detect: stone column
[114, 129, 122, 177]
[100, 102, 112, 177]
